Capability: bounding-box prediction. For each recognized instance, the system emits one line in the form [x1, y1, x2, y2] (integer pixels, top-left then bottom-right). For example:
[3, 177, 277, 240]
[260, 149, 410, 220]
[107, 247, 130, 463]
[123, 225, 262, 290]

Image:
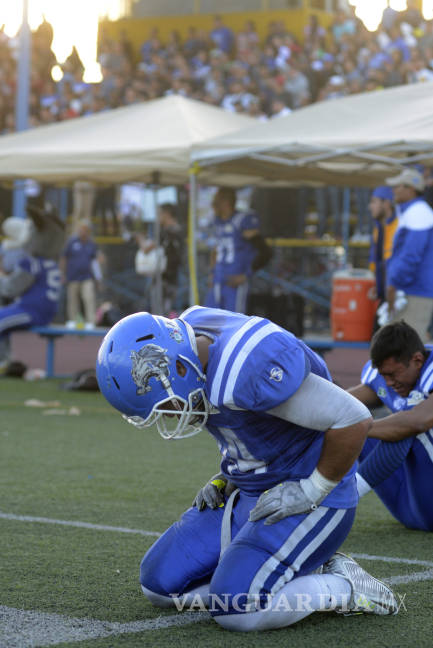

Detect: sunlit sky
[0, 1, 433, 82]
[0, 0, 129, 81]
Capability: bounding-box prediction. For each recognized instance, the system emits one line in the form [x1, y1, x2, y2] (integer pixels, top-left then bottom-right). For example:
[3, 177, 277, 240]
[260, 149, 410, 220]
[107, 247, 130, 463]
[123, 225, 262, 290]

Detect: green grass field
[1, 377, 432, 648]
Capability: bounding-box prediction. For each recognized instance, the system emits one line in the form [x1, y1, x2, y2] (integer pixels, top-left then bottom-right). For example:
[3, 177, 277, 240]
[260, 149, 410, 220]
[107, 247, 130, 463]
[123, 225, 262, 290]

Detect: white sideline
[0, 511, 162, 537]
[0, 605, 209, 648]
[1, 509, 433, 647]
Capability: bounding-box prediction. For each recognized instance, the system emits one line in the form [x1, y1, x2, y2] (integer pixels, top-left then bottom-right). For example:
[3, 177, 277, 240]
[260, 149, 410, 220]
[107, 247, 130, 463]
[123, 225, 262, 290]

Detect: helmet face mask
[97, 313, 209, 439]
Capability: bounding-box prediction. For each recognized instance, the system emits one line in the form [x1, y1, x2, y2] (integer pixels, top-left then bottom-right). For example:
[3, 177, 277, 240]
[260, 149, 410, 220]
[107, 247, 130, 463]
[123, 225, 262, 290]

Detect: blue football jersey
[181, 306, 358, 508]
[361, 351, 433, 512]
[213, 211, 259, 281]
[17, 256, 61, 320]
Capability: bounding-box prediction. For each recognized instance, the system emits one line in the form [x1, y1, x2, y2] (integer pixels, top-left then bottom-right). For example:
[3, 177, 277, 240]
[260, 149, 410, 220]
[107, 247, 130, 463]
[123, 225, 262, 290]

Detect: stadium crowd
[0, 4, 432, 132]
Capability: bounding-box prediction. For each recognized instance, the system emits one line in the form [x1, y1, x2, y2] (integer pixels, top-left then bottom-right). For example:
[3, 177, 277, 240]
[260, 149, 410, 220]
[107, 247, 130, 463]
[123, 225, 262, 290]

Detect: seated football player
[96, 306, 398, 632]
[0, 213, 62, 370]
[349, 320, 433, 531]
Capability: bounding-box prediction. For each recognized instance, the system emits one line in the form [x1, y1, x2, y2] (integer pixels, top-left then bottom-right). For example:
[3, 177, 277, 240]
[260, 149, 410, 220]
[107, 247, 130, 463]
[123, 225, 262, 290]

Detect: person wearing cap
[384, 167, 433, 341]
[368, 186, 397, 305]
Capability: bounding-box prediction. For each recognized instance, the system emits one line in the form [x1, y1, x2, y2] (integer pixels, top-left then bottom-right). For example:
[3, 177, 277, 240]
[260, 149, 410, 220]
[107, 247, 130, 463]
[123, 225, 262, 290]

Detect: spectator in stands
[384, 168, 433, 341]
[60, 219, 104, 329]
[210, 15, 234, 54]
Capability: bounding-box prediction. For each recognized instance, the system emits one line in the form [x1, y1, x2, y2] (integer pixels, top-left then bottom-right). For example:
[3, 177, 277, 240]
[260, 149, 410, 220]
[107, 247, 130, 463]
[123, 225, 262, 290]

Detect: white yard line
[0, 511, 161, 537]
[0, 605, 209, 648]
[351, 553, 433, 568]
[1, 510, 433, 647]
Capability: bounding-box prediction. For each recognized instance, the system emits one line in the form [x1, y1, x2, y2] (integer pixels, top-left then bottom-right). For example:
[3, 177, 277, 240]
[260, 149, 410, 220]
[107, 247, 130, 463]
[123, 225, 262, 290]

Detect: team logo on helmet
[131, 344, 170, 395]
[165, 321, 184, 343]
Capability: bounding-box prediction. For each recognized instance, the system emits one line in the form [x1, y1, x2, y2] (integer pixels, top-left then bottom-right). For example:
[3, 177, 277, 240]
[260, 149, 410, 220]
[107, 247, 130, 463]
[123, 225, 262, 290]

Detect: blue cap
[372, 186, 394, 201]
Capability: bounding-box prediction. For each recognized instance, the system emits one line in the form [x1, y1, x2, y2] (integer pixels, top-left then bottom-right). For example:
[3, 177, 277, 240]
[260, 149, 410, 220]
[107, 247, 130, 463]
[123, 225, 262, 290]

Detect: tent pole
[342, 187, 350, 267]
[152, 172, 163, 315]
[13, 0, 30, 219]
[188, 166, 199, 307]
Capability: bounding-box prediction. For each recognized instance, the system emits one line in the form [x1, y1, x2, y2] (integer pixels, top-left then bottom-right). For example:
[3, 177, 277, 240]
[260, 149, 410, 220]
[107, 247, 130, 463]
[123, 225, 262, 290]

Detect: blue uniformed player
[0, 218, 61, 369]
[205, 188, 271, 313]
[96, 306, 398, 631]
[349, 320, 433, 531]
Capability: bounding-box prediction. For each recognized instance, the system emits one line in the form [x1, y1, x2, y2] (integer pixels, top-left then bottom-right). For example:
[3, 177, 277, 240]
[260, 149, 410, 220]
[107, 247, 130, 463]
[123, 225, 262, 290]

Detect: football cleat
[323, 552, 398, 616]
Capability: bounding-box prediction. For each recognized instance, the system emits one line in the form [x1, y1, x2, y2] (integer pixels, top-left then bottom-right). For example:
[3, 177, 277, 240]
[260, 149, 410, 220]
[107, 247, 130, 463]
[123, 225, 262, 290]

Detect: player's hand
[249, 479, 327, 525]
[226, 273, 247, 288]
[193, 474, 236, 511]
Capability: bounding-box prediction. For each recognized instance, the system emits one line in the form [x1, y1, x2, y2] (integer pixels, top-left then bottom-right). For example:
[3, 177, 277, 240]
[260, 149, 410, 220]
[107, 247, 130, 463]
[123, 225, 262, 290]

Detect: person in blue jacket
[385, 167, 433, 341]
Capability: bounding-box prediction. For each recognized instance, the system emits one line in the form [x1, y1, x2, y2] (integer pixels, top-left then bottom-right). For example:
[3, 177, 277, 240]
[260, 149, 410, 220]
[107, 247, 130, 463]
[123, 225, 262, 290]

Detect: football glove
[249, 469, 338, 525]
[193, 473, 237, 511]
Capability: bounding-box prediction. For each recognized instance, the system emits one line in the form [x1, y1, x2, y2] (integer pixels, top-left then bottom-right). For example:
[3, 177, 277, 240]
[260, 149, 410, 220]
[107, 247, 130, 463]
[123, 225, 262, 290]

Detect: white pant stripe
[417, 432, 433, 464]
[0, 312, 32, 333]
[234, 281, 248, 314]
[269, 508, 346, 597]
[248, 507, 328, 600]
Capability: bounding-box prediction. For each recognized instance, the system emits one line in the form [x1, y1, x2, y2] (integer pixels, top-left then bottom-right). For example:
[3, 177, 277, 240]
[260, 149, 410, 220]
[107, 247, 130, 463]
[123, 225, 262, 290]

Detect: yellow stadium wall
[100, 8, 335, 56]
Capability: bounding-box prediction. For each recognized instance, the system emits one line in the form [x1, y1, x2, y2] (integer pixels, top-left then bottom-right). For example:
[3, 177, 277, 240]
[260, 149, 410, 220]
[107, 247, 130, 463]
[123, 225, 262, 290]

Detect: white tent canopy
[192, 81, 433, 187]
[0, 95, 253, 185]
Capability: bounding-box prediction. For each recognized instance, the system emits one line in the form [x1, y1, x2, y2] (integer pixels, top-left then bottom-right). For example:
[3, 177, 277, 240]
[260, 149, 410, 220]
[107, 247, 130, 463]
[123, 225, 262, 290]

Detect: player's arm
[250, 374, 371, 524]
[0, 267, 35, 298]
[348, 383, 382, 409]
[267, 373, 371, 480]
[368, 393, 433, 441]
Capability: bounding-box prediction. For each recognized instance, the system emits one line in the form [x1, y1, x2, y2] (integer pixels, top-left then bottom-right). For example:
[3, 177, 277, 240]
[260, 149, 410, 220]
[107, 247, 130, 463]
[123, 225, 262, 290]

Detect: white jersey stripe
[417, 433, 433, 464]
[422, 373, 433, 394]
[210, 316, 262, 405]
[270, 508, 346, 597]
[248, 507, 328, 600]
[420, 362, 433, 390]
[223, 322, 282, 406]
[180, 305, 204, 320]
[362, 365, 374, 384]
[363, 366, 378, 384]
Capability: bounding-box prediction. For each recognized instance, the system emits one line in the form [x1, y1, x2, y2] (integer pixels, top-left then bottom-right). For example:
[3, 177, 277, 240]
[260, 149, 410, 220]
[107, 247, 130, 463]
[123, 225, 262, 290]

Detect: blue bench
[30, 325, 109, 378]
[27, 326, 370, 379]
[302, 338, 370, 352]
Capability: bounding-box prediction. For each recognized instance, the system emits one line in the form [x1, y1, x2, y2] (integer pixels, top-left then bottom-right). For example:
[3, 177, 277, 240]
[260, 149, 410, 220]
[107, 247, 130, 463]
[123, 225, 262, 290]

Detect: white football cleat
[323, 552, 398, 616]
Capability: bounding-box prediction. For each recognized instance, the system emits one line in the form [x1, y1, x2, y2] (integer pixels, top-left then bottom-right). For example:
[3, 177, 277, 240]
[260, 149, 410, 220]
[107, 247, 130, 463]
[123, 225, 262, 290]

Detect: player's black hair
[216, 187, 237, 208]
[370, 320, 427, 368]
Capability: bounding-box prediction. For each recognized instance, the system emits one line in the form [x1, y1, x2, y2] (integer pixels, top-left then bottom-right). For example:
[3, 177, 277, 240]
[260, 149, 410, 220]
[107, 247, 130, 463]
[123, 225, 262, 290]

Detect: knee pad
[213, 611, 263, 632]
[141, 585, 176, 609]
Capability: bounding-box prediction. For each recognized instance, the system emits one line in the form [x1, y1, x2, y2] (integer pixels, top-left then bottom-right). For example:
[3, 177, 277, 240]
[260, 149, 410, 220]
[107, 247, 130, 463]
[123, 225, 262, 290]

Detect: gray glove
[193, 473, 236, 511]
[249, 479, 327, 525]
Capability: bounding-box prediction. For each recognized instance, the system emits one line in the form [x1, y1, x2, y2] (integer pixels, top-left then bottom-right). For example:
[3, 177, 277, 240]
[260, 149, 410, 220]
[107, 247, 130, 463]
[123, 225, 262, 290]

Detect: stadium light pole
[13, 0, 31, 219]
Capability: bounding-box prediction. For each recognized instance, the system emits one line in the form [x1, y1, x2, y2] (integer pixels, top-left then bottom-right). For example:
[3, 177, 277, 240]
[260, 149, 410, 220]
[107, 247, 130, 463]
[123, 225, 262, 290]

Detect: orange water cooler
[331, 269, 378, 342]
